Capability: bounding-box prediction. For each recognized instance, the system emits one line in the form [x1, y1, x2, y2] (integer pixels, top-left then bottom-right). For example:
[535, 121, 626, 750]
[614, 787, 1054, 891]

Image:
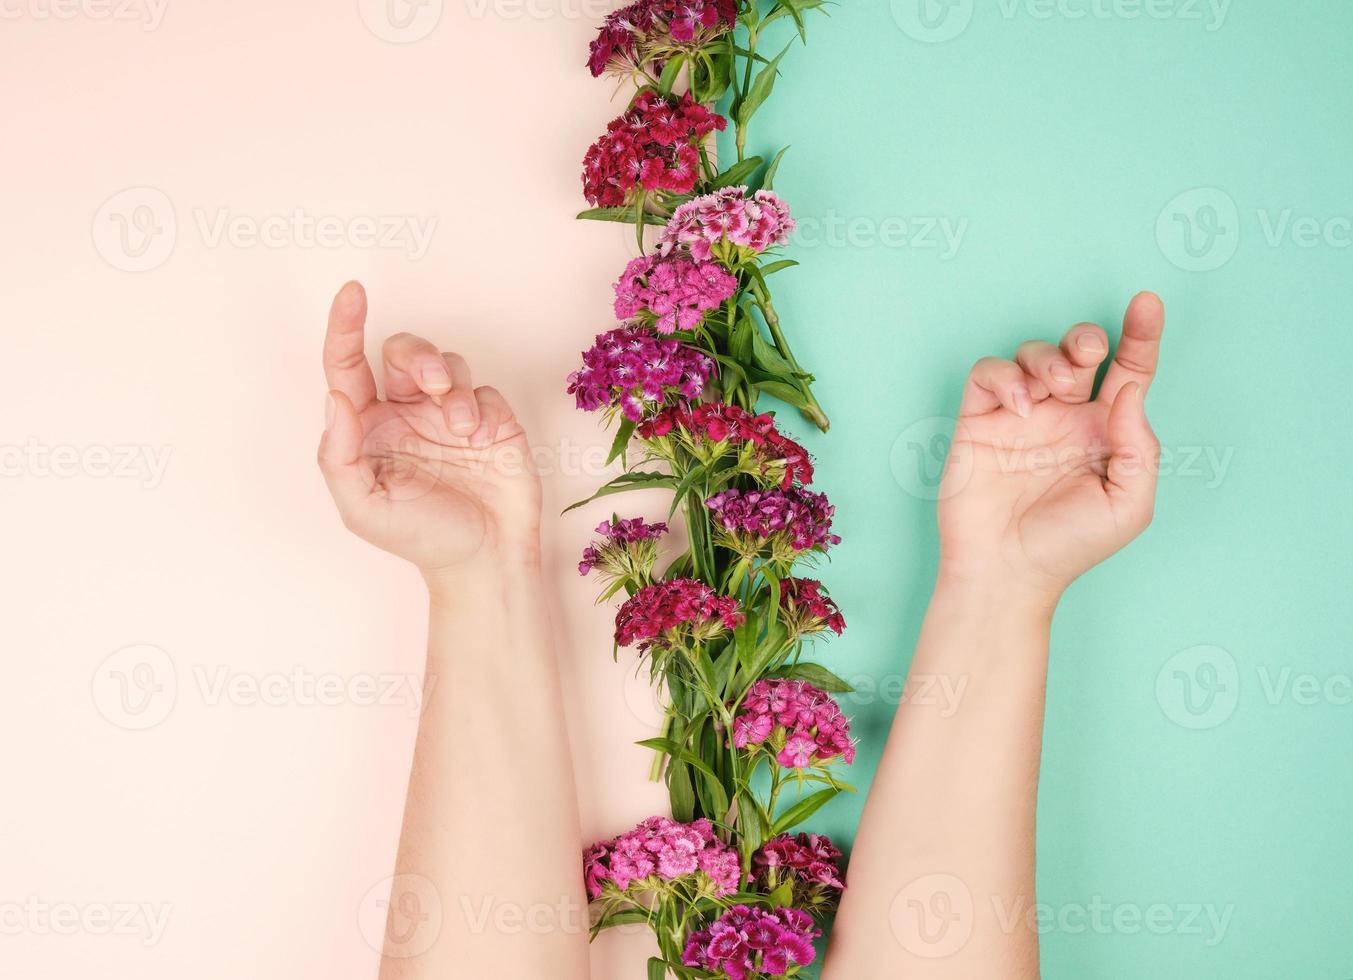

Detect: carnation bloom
[751, 832, 846, 914]
[681, 904, 820, 980]
[731, 678, 855, 768]
[638, 402, 814, 489]
[704, 487, 839, 558]
[778, 577, 845, 636]
[613, 252, 738, 334]
[582, 90, 726, 207]
[614, 578, 744, 651]
[587, 0, 738, 78]
[584, 816, 741, 900]
[567, 324, 715, 422]
[579, 517, 668, 579]
[659, 186, 796, 263]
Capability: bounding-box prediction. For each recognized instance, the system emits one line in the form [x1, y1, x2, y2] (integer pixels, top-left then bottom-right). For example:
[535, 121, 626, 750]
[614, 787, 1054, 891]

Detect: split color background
[2, 0, 1349, 977]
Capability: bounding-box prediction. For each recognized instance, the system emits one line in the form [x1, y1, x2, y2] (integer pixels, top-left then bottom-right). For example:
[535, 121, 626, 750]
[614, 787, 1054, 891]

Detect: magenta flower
[681, 904, 820, 979]
[779, 577, 846, 636]
[705, 487, 840, 557]
[638, 402, 815, 489]
[582, 91, 725, 207]
[613, 252, 738, 334]
[567, 324, 715, 422]
[614, 578, 744, 651]
[731, 678, 855, 768]
[659, 186, 796, 263]
[583, 816, 741, 900]
[587, 0, 738, 78]
[579, 517, 668, 579]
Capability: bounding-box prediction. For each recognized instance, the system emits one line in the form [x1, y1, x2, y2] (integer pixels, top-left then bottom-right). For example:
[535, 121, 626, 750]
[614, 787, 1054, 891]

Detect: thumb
[318, 389, 376, 518]
[1105, 381, 1160, 526]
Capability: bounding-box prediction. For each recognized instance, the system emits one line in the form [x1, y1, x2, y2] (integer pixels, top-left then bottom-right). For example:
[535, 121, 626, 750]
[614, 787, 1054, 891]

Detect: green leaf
[710, 155, 764, 190]
[754, 379, 811, 411]
[737, 791, 768, 852]
[737, 41, 794, 127]
[761, 146, 789, 191]
[647, 956, 668, 980]
[607, 417, 637, 465]
[668, 463, 708, 519]
[768, 661, 856, 693]
[751, 331, 797, 379]
[669, 760, 696, 822]
[758, 259, 798, 277]
[636, 737, 719, 783]
[772, 786, 839, 835]
[768, 880, 795, 908]
[563, 470, 675, 514]
[576, 206, 637, 223]
[656, 54, 685, 95]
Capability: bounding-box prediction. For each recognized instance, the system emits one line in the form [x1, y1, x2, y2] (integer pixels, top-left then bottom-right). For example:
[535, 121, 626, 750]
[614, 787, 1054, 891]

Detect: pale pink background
[2, 2, 667, 976]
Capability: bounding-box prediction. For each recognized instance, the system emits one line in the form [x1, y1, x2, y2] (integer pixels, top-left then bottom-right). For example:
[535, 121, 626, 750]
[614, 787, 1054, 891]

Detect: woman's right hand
[317, 281, 542, 579]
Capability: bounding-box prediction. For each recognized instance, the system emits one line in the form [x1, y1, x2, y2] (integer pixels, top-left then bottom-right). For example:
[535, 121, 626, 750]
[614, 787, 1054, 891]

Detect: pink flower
[582, 91, 725, 207]
[752, 832, 846, 893]
[681, 905, 820, 979]
[659, 186, 796, 262]
[579, 517, 668, 578]
[614, 578, 744, 651]
[638, 402, 815, 488]
[731, 679, 855, 769]
[587, 0, 737, 78]
[779, 577, 846, 635]
[583, 816, 740, 900]
[705, 487, 840, 555]
[567, 325, 715, 422]
[613, 252, 738, 334]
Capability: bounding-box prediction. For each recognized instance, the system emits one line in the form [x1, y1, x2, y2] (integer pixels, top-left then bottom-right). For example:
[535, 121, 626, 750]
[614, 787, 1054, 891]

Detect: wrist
[421, 534, 542, 603]
[933, 560, 1062, 624]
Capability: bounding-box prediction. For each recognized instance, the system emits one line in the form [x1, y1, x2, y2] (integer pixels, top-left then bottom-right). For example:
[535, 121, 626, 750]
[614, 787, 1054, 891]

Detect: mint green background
[725, 2, 1353, 975]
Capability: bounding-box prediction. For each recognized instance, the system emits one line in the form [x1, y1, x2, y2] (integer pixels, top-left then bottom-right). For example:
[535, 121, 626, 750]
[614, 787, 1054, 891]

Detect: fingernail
[1012, 389, 1032, 418]
[421, 363, 452, 393]
[1051, 362, 1075, 384]
[1077, 333, 1106, 355]
[324, 393, 335, 430]
[446, 400, 477, 434]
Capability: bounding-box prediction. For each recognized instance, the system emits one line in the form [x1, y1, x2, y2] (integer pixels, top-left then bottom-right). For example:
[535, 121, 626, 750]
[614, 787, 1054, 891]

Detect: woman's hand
[938, 291, 1165, 599]
[317, 281, 541, 580]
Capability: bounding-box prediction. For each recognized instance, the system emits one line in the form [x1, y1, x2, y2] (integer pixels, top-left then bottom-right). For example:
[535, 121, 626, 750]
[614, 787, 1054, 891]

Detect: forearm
[824, 577, 1056, 979]
[378, 556, 589, 980]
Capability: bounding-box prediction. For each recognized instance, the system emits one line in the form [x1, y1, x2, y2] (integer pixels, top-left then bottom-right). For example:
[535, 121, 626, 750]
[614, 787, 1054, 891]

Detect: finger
[468, 385, 515, 449]
[440, 353, 480, 437]
[1100, 291, 1165, 403]
[381, 332, 455, 404]
[1104, 382, 1160, 529]
[959, 357, 1034, 419]
[1015, 340, 1087, 403]
[323, 281, 378, 411]
[318, 390, 377, 521]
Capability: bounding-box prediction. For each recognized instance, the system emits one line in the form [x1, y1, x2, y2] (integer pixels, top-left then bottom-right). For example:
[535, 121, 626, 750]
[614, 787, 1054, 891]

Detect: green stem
[757, 290, 830, 431]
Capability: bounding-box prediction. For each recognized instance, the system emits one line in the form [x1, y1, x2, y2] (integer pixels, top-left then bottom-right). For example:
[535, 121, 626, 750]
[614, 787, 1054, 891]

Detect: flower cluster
[732, 679, 856, 769]
[752, 833, 846, 913]
[567, 325, 715, 422]
[681, 905, 820, 980]
[639, 402, 814, 489]
[660, 186, 796, 263]
[582, 90, 726, 207]
[779, 577, 846, 636]
[614, 578, 744, 651]
[579, 517, 668, 579]
[705, 487, 840, 557]
[614, 252, 738, 334]
[584, 816, 741, 900]
[588, 0, 738, 78]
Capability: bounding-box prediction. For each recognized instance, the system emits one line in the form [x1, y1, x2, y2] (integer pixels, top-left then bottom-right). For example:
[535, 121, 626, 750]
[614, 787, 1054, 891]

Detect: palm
[318, 282, 540, 574]
[936, 294, 1166, 591]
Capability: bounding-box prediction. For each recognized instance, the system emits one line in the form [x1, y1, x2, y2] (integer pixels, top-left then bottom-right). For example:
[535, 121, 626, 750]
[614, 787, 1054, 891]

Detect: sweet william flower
[579, 517, 667, 581]
[731, 678, 855, 768]
[681, 904, 820, 979]
[638, 402, 815, 489]
[588, 0, 738, 79]
[567, 324, 715, 422]
[613, 252, 738, 334]
[583, 816, 740, 900]
[582, 91, 725, 207]
[752, 832, 846, 916]
[779, 577, 845, 636]
[660, 186, 796, 264]
[614, 578, 744, 651]
[705, 487, 840, 559]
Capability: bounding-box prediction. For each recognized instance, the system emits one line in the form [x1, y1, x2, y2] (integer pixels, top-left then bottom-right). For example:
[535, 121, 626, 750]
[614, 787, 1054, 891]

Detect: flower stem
[758, 291, 830, 431]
